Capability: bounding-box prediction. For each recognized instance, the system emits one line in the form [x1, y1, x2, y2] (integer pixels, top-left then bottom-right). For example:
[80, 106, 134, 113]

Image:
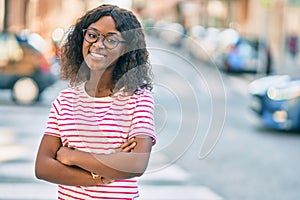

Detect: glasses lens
[103, 35, 119, 49]
[84, 29, 98, 43]
[83, 29, 123, 49]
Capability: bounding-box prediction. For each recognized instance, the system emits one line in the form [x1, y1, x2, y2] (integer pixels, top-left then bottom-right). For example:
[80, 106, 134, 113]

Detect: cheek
[115, 47, 126, 59]
[110, 48, 125, 61]
[82, 43, 90, 57]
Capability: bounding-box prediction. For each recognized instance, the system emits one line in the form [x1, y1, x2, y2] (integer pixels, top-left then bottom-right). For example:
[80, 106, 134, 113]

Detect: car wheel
[12, 77, 40, 105]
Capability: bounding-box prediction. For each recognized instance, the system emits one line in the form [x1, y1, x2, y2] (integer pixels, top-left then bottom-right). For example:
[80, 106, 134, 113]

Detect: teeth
[90, 52, 105, 58]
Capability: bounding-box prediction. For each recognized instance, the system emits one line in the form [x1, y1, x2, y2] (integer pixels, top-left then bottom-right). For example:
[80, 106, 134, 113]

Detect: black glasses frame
[82, 28, 126, 50]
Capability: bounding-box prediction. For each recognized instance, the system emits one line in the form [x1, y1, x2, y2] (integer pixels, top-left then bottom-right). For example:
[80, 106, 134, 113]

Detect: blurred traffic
[0, 31, 57, 105]
[249, 75, 300, 131]
[148, 22, 273, 74]
[146, 19, 299, 132]
[140, 0, 300, 132]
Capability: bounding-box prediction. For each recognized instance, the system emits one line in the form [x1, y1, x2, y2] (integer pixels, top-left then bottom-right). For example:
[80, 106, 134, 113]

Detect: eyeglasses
[82, 28, 126, 50]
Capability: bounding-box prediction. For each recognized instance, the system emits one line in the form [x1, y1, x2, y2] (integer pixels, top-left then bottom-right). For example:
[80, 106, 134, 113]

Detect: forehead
[88, 16, 120, 35]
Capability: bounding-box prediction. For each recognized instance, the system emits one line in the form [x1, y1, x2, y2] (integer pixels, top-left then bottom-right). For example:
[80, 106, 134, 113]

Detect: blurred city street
[1, 0, 300, 199]
[1, 36, 300, 200]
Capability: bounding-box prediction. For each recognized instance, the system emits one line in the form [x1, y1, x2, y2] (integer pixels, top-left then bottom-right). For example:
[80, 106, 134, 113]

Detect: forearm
[55, 136, 153, 180]
[35, 153, 100, 186]
[72, 151, 150, 180]
[35, 134, 100, 186]
[35, 157, 100, 186]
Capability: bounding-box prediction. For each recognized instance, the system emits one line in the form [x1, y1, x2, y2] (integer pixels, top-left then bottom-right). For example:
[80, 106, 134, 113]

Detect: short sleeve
[44, 98, 61, 137]
[128, 90, 156, 145]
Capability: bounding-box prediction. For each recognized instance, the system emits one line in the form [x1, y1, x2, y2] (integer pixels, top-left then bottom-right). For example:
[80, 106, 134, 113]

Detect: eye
[87, 32, 97, 39]
[85, 30, 99, 39]
[106, 36, 118, 44]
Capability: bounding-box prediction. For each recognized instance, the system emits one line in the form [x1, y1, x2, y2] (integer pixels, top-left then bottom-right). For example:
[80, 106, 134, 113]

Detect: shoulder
[115, 88, 153, 101]
[60, 84, 83, 96]
[132, 89, 154, 110]
[133, 88, 154, 102]
[56, 84, 84, 100]
[51, 84, 84, 110]
[114, 88, 154, 108]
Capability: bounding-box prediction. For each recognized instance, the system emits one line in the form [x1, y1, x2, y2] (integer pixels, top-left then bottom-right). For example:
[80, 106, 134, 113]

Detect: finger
[107, 180, 115, 184]
[105, 179, 115, 184]
[122, 142, 136, 152]
[100, 177, 105, 184]
[124, 137, 135, 146]
[101, 177, 115, 184]
[63, 142, 75, 150]
[119, 137, 135, 149]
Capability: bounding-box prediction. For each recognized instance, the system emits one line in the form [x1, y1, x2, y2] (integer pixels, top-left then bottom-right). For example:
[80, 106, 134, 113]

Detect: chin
[89, 62, 117, 72]
[88, 65, 108, 71]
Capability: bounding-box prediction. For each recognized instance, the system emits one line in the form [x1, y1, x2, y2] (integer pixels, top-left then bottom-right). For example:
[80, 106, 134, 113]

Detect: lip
[89, 51, 106, 59]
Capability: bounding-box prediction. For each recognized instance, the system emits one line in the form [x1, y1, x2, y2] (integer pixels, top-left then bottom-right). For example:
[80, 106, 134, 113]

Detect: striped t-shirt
[44, 83, 156, 199]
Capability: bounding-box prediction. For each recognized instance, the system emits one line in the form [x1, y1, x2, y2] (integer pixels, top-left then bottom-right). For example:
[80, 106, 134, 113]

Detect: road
[0, 36, 300, 200]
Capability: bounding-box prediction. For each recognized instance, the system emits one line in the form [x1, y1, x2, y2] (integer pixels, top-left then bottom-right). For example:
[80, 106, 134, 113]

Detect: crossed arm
[35, 134, 152, 186]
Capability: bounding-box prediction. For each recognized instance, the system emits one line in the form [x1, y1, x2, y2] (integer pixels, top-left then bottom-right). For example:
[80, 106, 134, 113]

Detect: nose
[93, 36, 105, 48]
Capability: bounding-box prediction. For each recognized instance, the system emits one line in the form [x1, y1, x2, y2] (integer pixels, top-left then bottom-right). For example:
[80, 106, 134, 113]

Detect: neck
[85, 69, 115, 97]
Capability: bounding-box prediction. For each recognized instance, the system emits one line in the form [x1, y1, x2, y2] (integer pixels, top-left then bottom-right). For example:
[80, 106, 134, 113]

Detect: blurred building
[132, 0, 300, 65]
[0, 0, 133, 57]
[0, 0, 133, 37]
[1, 0, 299, 64]
[0, 0, 88, 38]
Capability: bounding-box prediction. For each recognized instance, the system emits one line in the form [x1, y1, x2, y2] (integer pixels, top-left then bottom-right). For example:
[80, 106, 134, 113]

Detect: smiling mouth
[90, 52, 106, 58]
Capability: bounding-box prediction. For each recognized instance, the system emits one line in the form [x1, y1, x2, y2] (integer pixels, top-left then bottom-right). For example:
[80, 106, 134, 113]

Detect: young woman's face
[82, 16, 125, 71]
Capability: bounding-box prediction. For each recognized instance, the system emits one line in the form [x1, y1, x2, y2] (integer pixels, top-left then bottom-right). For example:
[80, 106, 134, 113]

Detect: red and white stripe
[44, 83, 156, 199]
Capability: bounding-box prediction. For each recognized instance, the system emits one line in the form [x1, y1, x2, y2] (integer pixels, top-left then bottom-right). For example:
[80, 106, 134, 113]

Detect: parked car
[0, 32, 56, 105]
[213, 28, 239, 67]
[217, 36, 272, 74]
[249, 75, 300, 131]
[159, 22, 185, 47]
[184, 26, 220, 62]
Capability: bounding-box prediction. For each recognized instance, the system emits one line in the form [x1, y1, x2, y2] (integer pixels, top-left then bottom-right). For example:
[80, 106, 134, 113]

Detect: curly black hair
[60, 4, 153, 93]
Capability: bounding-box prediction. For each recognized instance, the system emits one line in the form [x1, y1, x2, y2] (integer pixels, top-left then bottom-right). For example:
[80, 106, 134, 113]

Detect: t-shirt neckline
[82, 82, 114, 100]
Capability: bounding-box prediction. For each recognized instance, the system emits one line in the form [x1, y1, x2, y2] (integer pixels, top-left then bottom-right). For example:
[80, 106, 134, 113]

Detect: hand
[56, 146, 75, 166]
[100, 138, 137, 184]
[118, 137, 137, 152]
[100, 177, 115, 184]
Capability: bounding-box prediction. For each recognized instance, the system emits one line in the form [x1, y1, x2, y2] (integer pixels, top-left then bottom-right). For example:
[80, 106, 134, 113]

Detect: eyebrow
[88, 27, 121, 36]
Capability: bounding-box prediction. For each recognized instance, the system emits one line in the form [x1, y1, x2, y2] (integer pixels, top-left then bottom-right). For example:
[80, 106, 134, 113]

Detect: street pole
[280, 0, 288, 72]
[3, 0, 9, 33]
[257, 0, 275, 77]
[226, 0, 233, 28]
[257, 8, 269, 77]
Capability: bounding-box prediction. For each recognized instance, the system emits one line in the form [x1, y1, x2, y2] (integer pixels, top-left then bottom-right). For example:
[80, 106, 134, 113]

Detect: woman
[35, 4, 156, 199]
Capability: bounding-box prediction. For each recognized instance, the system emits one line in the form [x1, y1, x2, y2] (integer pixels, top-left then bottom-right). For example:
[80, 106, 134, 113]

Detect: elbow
[35, 160, 49, 180]
[120, 171, 144, 179]
[130, 162, 148, 177]
[109, 163, 147, 179]
[134, 171, 145, 178]
[35, 163, 44, 180]
[35, 171, 43, 180]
